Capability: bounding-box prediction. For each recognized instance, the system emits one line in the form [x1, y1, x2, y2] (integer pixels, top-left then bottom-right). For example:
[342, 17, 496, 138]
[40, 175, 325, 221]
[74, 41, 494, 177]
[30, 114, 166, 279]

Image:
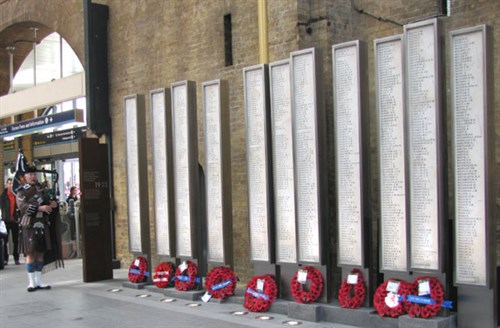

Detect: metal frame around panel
[450, 25, 494, 288]
[404, 18, 446, 273]
[150, 88, 175, 257]
[374, 35, 410, 273]
[171, 80, 199, 259]
[269, 59, 298, 265]
[332, 40, 367, 268]
[202, 79, 233, 267]
[243, 64, 275, 263]
[124, 94, 150, 255]
[290, 47, 326, 265]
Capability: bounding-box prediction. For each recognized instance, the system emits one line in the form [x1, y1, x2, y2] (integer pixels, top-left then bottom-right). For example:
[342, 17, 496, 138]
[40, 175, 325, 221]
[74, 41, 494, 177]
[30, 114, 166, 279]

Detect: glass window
[12, 32, 84, 92]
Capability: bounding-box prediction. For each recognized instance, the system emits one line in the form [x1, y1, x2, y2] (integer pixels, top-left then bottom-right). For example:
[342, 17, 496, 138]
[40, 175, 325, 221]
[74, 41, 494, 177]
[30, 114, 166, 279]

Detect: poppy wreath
[373, 279, 416, 317]
[405, 276, 444, 319]
[174, 260, 199, 291]
[128, 256, 148, 283]
[205, 266, 238, 299]
[338, 268, 366, 309]
[290, 266, 324, 304]
[153, 262, 175, 288]
[244, 274, 278, 312]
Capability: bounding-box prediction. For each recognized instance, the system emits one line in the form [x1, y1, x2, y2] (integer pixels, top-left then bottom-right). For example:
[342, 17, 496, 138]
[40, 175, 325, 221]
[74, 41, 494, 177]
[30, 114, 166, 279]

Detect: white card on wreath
[134, 259, 140, 266]
[256, 279, 265, 292]
[297, 270, 308, 284]
[418, 280, 431, 296]
[386, 280, 400, 293]
[179, 261, 188, 273]
[347, 273, 359, 285]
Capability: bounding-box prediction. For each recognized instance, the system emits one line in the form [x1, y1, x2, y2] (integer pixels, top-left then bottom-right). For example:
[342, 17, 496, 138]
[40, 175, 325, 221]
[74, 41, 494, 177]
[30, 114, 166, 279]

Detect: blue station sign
[0, 109, 84, 138]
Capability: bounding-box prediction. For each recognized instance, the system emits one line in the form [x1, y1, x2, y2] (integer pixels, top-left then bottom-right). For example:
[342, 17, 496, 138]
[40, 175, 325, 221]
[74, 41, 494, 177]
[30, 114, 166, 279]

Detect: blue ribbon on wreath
[246, 287, 269, 301]
[175, 275, 201, 283]
[129, 269, 150, 277]
[399, 295, 453, 309]
[210, 279, 233, 291]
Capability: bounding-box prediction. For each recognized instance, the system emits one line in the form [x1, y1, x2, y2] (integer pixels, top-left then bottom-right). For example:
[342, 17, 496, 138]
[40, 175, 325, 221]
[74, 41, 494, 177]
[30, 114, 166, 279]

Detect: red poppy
[405, 276, 444, 318]
[373, 279, 415, 317]
[153, 262, 175, 288]
[174, 260, 199, 291]
[205, 267, 237, 300]
[338, 268, 366, 309]
[290, 266, 323, 304]
[128, 256, 148, 283]
[244, 274, 278, 312]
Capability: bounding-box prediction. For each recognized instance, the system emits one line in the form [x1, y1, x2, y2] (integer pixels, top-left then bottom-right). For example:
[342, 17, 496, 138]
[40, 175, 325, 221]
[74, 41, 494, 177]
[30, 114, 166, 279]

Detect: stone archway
[0, 1, 86, 225]
[0, 0, 85, 97]
[0, 22, 53, 95]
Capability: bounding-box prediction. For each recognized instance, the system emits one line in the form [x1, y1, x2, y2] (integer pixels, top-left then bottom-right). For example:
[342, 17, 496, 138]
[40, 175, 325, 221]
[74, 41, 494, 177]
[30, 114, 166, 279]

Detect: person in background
[66, 186, 78, 202]
[66, 187, 78, 258]
[66, 187, 78, 240]
[1, 178, 20, 265]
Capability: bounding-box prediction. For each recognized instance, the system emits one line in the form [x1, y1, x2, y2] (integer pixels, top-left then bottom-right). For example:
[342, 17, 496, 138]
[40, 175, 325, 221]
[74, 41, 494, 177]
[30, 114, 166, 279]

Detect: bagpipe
[12, 150, 59, 202]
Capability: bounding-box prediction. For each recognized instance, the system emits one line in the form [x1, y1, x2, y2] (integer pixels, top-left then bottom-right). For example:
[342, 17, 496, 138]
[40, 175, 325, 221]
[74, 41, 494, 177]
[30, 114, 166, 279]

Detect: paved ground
[0, 259, 358, 328]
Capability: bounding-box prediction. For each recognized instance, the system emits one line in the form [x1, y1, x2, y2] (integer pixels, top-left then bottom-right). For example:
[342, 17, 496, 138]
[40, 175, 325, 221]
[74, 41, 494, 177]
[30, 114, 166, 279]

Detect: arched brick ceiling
[0, 21, 53, 96]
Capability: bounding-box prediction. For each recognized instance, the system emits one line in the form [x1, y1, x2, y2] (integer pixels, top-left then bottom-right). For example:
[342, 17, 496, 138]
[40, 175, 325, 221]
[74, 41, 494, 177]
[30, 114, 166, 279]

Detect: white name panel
[452, 26, 488, 286]
[244, 65, 271, 262]
[204, 81, 225, 263]
[405, 19, 440, 271]
[124, 95, 142, 253]
[333, 42, 363, 266]
[150, 88, 172, 256]
[291, 48, 321, 264]
[172, 83, 193, 258]
[375, 36, 408, 272]
[270, 60, 297, 264]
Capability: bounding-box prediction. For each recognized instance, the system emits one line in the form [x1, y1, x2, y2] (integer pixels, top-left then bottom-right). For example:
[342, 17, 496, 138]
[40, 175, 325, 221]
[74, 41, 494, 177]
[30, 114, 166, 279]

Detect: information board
[79, 138, 113, 282]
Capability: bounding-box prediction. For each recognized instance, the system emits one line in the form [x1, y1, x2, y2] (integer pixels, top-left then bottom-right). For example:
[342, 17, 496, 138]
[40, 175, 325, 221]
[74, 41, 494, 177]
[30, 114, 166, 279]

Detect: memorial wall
[115, 21, 491, 328]
[1, 0, 500, 326]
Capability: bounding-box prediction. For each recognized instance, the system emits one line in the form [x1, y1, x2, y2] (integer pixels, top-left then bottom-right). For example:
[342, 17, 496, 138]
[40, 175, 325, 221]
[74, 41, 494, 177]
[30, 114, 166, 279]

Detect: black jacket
[0, 188, 19, 223]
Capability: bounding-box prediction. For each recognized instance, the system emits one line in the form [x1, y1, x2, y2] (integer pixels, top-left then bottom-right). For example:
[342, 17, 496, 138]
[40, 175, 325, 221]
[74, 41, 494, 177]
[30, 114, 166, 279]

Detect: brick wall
[98, 0, 302, 280]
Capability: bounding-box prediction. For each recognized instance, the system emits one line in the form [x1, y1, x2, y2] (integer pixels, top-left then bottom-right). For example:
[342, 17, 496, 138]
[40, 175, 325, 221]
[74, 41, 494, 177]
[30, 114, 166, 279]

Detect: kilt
[20, 218, 51, 254]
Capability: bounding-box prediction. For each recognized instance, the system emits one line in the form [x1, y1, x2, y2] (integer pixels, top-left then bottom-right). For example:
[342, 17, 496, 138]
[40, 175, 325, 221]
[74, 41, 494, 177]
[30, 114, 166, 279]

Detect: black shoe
[36, 285, 51, 290]
[15, 261, 20, 265]
[27, 286, 36, 292]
